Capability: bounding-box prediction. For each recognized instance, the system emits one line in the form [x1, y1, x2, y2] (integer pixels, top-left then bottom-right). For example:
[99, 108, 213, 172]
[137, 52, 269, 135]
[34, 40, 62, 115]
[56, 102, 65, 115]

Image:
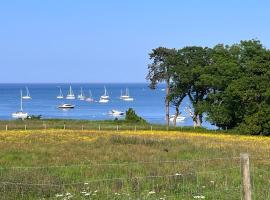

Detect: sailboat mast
[20, 90, 23, 111]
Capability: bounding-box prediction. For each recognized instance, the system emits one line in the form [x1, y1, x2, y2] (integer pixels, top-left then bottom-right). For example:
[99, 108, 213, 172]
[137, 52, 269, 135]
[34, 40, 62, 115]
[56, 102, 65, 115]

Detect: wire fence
[0, 155, 268, 199]
[0, 122, 215, 133]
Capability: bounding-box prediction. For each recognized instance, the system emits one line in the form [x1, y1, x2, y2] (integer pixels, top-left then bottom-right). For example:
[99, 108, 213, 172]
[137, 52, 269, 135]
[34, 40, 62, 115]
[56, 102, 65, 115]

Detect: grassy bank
[0, 129, 270, 199]
[0, 119, 213, 133]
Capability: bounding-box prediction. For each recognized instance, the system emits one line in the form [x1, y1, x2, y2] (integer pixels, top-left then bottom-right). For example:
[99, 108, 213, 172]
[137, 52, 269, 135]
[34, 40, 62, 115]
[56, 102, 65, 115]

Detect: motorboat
[57, 87, 64, 99]
[12, 90, 28, 119]
[77, 87, 85, 100]
[169, 115, 186, 122]
[58, 104, 75, 109]
[109, 109, 124, 116]
[66, 86, 75, 99]
[22, 87, 32, 100]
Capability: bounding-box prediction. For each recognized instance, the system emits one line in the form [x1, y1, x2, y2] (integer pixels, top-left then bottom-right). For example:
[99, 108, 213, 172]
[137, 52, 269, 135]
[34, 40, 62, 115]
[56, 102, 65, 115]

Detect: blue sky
[0, 0, 270, 83]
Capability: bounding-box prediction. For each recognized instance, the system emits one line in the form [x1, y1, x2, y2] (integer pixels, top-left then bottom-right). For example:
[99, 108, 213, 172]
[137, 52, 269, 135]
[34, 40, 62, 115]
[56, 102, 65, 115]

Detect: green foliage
[125, 108, 147, 123]
[148, 39, 270, 134]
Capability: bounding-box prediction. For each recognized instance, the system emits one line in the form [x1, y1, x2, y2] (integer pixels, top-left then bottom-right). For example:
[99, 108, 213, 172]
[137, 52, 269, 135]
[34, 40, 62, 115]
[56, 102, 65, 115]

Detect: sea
[0, 83, 215, 129]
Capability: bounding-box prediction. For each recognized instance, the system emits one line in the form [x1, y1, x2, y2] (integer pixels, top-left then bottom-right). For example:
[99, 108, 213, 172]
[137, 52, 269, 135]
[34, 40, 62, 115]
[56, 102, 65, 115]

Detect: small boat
[77, 87, 85, 100]
[109, 109, 124, 116]
[101, 86, 109, 99]
[120, 88, 129, 99]
[22, 87, 32, 100]
[12, 90, 28, 119]
[169, 115, 186, 122]
[123, 96, 134, 101]
[99, 86, 109, 103]
[57, 87, 64, 99]
[99, 98, 109, 103]
[58, 104, 75, 109]
[122, 88, 134, 101]
[85, 90, 94, 102]
[66, 86, 75, 99]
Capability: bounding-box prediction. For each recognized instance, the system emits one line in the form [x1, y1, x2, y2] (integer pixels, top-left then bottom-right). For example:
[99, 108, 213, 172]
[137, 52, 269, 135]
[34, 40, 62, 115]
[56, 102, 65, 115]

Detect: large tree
[147, 47, 177, 128]
[177, 46, 212, 127]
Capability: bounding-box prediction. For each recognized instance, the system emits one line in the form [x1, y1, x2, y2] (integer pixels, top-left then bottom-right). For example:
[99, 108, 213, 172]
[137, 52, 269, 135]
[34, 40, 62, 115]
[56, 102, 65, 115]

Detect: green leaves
[147, 39, 270, 134]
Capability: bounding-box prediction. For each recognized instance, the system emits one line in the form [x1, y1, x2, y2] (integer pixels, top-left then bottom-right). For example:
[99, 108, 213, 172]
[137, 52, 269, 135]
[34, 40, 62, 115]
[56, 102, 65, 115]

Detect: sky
[0, 0, 270, 83]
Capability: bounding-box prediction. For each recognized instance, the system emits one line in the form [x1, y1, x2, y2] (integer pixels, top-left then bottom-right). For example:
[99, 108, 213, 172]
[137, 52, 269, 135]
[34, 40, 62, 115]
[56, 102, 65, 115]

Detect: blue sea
[0, 83, 214, 128]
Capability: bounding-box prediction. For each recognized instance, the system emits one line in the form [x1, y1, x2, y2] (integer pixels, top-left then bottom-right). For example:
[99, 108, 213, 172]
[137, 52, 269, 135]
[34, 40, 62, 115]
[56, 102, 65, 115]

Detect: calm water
[0, 83, 214, 128]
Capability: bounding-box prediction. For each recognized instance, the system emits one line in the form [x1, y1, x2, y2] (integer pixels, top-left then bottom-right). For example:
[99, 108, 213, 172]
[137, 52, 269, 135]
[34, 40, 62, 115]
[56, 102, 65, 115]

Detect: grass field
[0, 129, 270, 199]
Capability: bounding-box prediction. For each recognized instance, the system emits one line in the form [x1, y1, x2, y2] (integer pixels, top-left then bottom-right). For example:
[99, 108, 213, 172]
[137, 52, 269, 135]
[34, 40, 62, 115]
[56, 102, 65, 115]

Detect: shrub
[125, 108, 147, 123]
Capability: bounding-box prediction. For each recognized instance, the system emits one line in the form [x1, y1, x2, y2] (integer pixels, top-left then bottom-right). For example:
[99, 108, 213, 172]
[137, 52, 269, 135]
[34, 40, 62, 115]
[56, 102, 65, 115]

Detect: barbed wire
[0, 166, 240, 187]
[0, 157, 240, 170]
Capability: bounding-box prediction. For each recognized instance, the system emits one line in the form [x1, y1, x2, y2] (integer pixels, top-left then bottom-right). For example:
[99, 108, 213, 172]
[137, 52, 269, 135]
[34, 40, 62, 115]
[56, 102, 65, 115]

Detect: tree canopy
[147, 39, 270, 135]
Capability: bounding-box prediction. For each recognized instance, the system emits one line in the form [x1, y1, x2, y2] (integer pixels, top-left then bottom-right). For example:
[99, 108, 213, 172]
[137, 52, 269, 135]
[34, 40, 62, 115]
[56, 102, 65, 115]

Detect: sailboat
[120, 88, 129, 99]
[85, 90, 94, 102]
[22, 87, 32, 100]
[77, 87, 85, 100]
[66, 86, 75, 99]
[122, 88, 134, 101]
[99, 86, 109, 103]
[56, 87, 64, 99]
[12, 90, 28, 119]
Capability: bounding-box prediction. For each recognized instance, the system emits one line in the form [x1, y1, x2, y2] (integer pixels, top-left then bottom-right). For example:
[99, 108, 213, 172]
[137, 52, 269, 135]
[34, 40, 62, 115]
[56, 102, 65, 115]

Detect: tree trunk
[173, 106, 179, 127]
[166, 79, 170, 129]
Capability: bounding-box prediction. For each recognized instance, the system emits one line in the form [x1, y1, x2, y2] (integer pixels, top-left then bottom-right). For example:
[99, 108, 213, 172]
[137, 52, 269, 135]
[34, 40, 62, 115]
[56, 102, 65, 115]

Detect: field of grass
[0, 129, 270, 199]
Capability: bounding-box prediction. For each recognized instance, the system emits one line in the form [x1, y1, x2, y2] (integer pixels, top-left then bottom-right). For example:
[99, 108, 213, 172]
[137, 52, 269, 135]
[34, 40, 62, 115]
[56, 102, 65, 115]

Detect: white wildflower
[193, 195, 205, 199]
[55, 194, 64, 197]
[148, 191, 156, 194]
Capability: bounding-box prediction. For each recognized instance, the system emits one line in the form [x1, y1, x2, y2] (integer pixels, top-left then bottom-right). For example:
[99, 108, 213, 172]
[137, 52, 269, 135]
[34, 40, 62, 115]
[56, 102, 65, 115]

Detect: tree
[146, 47, 177, 128]
[177, 46, 212, 127]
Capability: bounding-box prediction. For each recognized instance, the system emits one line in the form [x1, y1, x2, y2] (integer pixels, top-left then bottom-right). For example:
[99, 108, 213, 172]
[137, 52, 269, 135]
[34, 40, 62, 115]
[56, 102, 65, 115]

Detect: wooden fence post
[64, 124, 66, 130]
[241, 153, 252, 200]
[150, 126, 153, 131]
[116, 125, 119, 131]
[5, 125, 8, 131]
[98, 125, 101, 131]
[24, 124, 27, 131]
[81, 125, 84, 130]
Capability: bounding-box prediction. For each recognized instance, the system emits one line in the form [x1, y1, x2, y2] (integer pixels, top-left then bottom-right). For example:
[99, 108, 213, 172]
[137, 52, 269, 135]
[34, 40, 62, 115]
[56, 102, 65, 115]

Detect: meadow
[0, 128, 270, 199]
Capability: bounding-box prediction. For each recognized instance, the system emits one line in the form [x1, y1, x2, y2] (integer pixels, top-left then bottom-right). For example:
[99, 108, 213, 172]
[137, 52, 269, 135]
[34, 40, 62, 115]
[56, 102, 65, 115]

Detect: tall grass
[0, 130, 269, 199]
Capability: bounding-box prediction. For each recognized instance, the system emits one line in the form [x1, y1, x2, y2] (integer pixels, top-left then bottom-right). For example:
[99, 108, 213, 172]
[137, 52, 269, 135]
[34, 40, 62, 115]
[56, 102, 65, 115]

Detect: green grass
[0, 129, 269, 199]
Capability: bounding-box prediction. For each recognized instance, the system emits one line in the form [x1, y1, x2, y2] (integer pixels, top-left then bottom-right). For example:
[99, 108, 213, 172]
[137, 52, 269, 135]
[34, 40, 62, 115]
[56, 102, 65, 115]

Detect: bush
[125, 108, 147, 123]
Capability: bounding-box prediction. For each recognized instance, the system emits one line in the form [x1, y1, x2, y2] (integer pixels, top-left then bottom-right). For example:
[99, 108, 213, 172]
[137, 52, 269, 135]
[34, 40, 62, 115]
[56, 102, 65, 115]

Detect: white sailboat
[12, 90, 28, 119]
[85, 90, 94, 102]
[22, 87, 32, 100]
[99, 86, 109, 103]
[77, 87, 85, 100]
[122, 88, 134, 101]
[120, 88, 129, 99]
[56, 87, 64, 99]
[66, 86, 75, 99]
